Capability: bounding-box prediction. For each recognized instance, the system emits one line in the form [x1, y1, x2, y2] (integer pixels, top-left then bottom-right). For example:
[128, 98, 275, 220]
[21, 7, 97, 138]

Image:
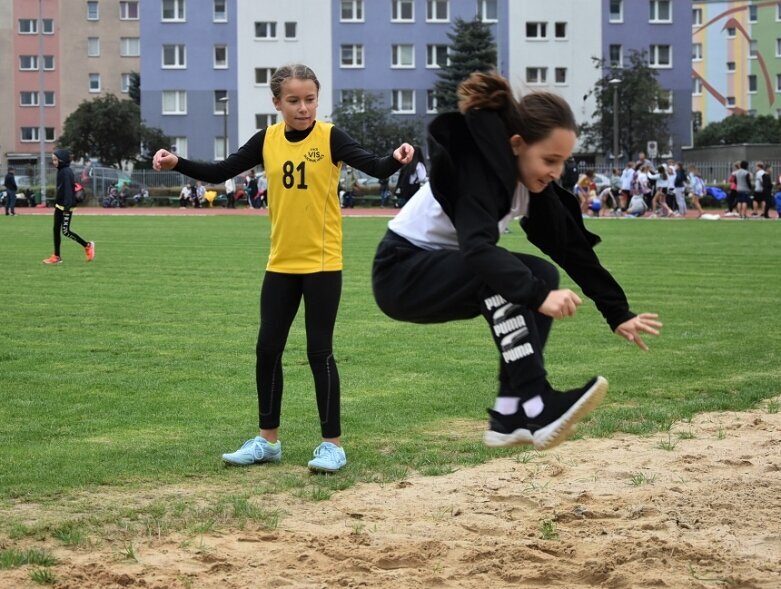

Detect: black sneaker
[483, 409, 534, 448]
[526, 376, 608, 450]
[482, 377, 608, 450]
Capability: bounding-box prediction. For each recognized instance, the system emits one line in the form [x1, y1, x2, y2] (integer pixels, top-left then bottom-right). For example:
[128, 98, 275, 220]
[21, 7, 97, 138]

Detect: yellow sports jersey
[262, 121, 343, 273]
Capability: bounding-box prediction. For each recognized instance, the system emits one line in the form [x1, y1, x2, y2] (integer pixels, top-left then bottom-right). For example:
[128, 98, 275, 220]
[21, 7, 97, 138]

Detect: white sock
[493, 397, 520, 415]
[522, 395, 544, 418]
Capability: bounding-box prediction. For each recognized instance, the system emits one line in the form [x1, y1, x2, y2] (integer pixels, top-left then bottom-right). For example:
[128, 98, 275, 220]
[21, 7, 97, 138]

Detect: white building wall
[508, 0, 602, 151]
[236, 0, 332, 147]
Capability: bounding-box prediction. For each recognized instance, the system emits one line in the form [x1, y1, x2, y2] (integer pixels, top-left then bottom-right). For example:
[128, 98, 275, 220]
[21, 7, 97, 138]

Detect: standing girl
[153, 64, 413, 472]
[372, 72, 661, 451]
[42, 148, 95, 264]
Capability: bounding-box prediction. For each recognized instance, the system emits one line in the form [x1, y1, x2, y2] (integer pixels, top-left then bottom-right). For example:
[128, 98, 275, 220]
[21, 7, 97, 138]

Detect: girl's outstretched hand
[153, 149, 179, 171]
[538, 289, 582, 319]
[614, 313, 662, 351]
[394, 143, 415, 165]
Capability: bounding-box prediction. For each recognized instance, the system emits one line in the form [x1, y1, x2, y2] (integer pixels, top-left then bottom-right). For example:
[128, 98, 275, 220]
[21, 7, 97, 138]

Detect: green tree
[694, 114, 781, 146]
[579, 50, 672, 160]
[59, 94, 168, 169]
[135, 126, 172, 169]
[330, 92, 424, 155]
[128, 72, 140, 106]
[433, 17, 497, 112]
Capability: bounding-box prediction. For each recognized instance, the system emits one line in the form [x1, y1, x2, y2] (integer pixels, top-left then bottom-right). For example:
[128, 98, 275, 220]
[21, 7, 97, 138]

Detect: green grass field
[1, 214, 779, 506]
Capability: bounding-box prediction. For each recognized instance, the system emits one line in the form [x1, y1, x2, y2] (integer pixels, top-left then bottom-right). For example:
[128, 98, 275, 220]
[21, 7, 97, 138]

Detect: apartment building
[692, 1, 781, 127]
[0, 0, 139, 170]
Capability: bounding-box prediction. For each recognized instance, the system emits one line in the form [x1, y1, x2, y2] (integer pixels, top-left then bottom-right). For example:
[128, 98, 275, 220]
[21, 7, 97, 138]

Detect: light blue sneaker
[307, 442, 347, 472]
[222, 436, 281, 466]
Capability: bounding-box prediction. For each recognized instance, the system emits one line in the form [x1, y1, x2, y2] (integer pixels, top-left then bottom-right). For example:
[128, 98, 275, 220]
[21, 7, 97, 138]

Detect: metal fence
[583, 160, 781, 186]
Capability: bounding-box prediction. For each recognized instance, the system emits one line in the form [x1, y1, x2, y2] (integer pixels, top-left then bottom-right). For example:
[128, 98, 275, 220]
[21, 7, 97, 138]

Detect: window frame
[649, 44, 672, 68]
[554, 67, 567, 85]
[609, 44, 623, 68]
[213, 0, 227, 22]
[652, 89, 673, 113]
[121, 73, 132, 93]
[340, 44, 365, 68]
[284, 22, 297, 40]
[213, 44, 228, 69]
[87, 1, 99, 21]
[692, 7, 702, 26]
[340, 90, 366, 112]
[213, 90, 229, 115]
[692, 78, 703, 96]
[89, 73, 101, 93]
[748, 74, 757, 94]
[162, 0, 186, 22]
[254, 21, 277, 40]
[340, 0, 364, 22]
[649, 0, 672, 23]
[526, 67, 548, 85]
[526, 21, 548, 40]
[391, 89, 415, 114]
[479, 0, 498, 23]
[426, 89, 439, 114]
[42, 19, 54, 34]
[19, 55, 38, 71]
[162, 90, 188, 115]
[119, 1, 139, 20]
[120, 37, 141, 58]
[391, 44, 415, 68]
[87, 37, 100, 57]
[254, 67, 275, 85]
[18, 18, 37, 34]
[609, 0, 623, 23]
[692, 42, 703, 61]
[426, 0, 448, 22]
[554, 22, 567, 40]
[171, 137, 188, 159]
[391, 0, 414, 23]
[426, 44, 449, 68]
[162, 44, 186, 69]
[255, 114, 276, 130]
[21, 127, 55, 143]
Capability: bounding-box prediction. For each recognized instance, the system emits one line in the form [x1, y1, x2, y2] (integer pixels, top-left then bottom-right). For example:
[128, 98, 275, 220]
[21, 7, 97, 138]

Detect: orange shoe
[42, 255, 62, 265]
[85, 241, 95, 262]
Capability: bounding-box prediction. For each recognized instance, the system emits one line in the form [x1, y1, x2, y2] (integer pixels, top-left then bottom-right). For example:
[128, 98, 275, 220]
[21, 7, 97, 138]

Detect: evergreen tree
[579, 50, 671, 160]
[432, 17, 497, 112]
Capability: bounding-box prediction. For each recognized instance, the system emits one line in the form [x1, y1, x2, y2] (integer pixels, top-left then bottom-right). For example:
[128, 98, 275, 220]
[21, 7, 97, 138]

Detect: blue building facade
[140, 0, 237, 161]
[602, 0, 692, 158]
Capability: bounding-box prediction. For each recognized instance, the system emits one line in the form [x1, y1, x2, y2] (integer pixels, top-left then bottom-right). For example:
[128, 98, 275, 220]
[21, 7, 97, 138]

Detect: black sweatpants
[256, 271, 342, 438]
[53, 207, 88, 256]
[372, 230, 558, 401]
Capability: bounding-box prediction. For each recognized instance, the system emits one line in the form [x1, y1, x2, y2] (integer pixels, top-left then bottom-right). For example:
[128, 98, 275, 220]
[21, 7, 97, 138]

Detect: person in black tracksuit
[42, 148, 94, 264]
[372, 72, 662, 451]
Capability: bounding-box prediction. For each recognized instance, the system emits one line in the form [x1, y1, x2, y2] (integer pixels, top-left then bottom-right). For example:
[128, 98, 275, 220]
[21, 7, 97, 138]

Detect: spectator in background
[725, 161, 740, 217]
[378, 177, 391, 208]
[245, 169, 259, 208]
[686, 165, 705, 218]
[394, 146, 427, 208]
[673, 162, 687, 217]
[619, 161, 635, 211]
[341, 165, 358, 209]
[225, 176, 236, 208]
[734, 160, 752, 220]
[754, 162, 772, 219]
[179, 183, 191, 208]
[3, 167, 17, 216]
[574, 170, 596, 215]
[257, 170, 268, 208]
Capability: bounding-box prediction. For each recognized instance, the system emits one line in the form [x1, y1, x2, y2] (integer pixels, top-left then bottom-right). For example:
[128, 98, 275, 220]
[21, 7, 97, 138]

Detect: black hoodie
[54, 148, 76, 209]
[426, 109, 634, 332]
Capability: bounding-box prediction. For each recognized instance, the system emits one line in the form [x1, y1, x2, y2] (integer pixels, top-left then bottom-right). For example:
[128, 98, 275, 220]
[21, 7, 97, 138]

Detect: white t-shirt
[389, 182, 529, 251]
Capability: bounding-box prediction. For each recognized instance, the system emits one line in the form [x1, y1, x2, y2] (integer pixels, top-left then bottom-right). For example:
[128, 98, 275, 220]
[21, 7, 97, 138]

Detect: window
[43, 19, 54, 33]
[214, 45, 227, 68]
[19, 91, 54, 106]
[87, 1, 99, 20]
[19, 55, 38, 70]
[255, 114, 276, 130]
[340, 90, 366, 111]
[479, 0, 497, 22]
[554, 68, 567, 84]
[162, 44, 186, 68]
[778, 3, 781, 20]
[427, 0, 448, 21]
[726, 27, 736, 38]
[214, 90, 228, 114]
[777, 74, 781, 92]
[526, 67, 547, 84]
[121, 73, 132, 93]
[87, 37, 100, 57]
[163, 91, 187, 114]
[214, 137, 228, 161]
[341, 0, 364, 21]
[526, 22, 547, 39]
[426, 89, 439, 113]
[777, 38, 781, 57]
[726, 96, 736, 107]
[649, 0, 671, 22]
[120, 1, 139, 20]
[89, 73, 101, 92]
[653, 90, 673, 113]
[649, 44, 671, 68]
[727, 61, 736, 72]
[392, 0, 414, 21]
[748, 5, 757, 22]
[554, 22, 567, 39]
[284, 22, 297, 39]
[18, 19, 37, 33]
[255, 21, 277, 39]
[391, 44, 414, 68]
[427, 44, 448, 68]
[43, 56, 54, 70]
[340, 44, 364, 67]
[162, 0, 185, 21]
[254, 67, 275, 85]
[171, 137, 188, 158]
[749, 40, 758, 58]
[748, 75, 757, 93]
[609, 44, 623, 67]
[692, 43, 702, 61]
[391, 89, 415, 113]
[609, 0, 623, 22]
[120, 37, 140, 57]
[213, 0, 227, 22]
[692, 78, 703, 95]
[692, 8, 702, 26]
[21, 127, 55, 142]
